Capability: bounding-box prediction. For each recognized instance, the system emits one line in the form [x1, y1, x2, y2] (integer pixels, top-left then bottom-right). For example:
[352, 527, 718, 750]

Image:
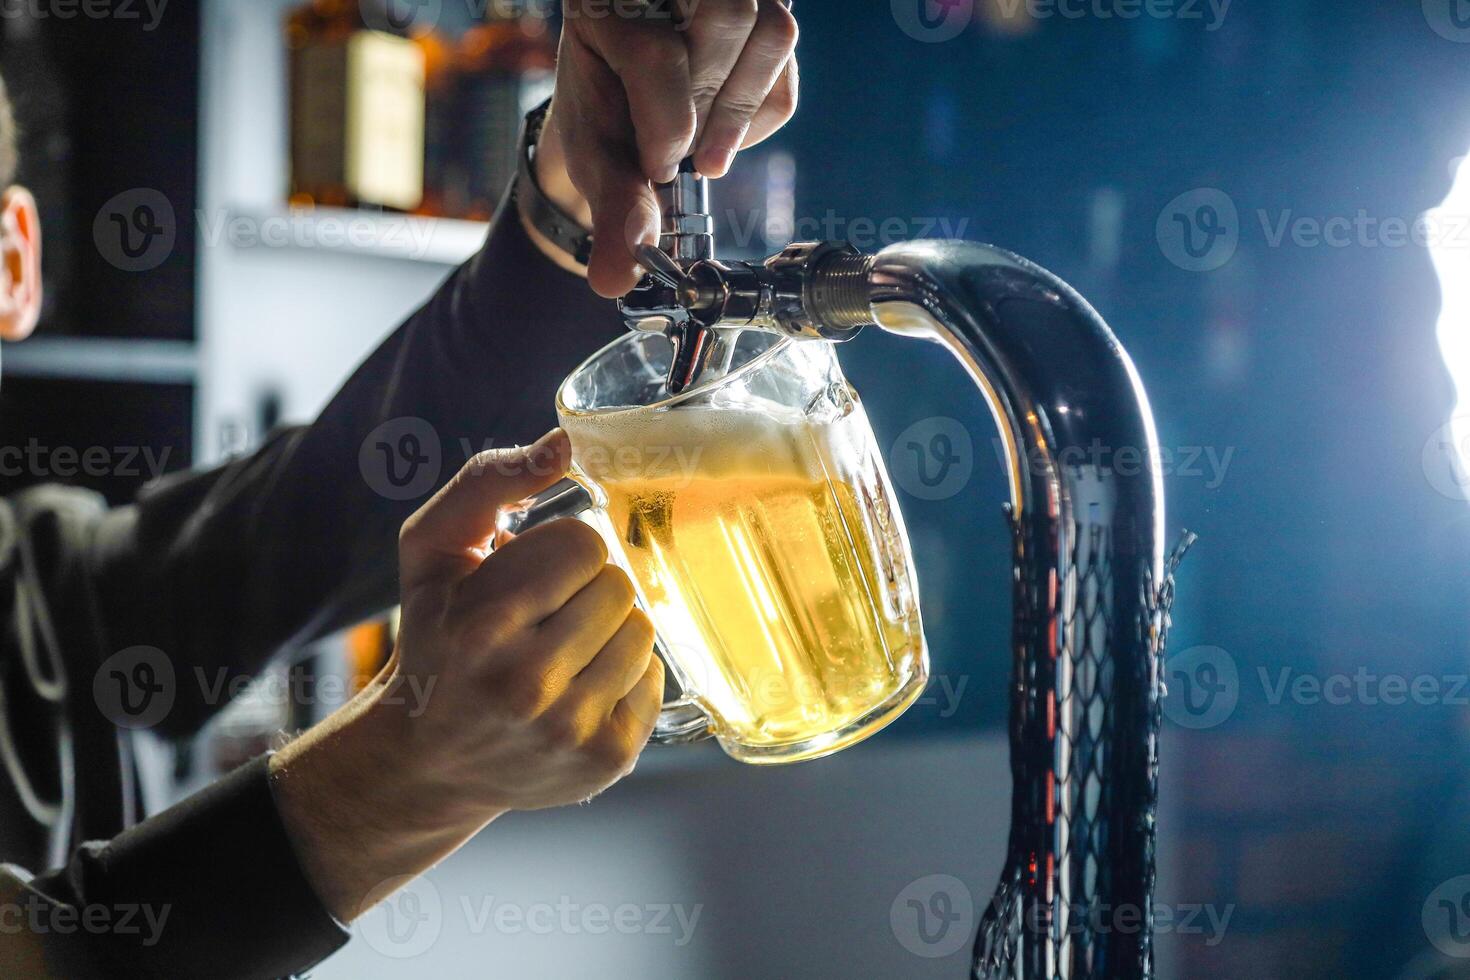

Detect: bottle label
[345, 31, 426, 211]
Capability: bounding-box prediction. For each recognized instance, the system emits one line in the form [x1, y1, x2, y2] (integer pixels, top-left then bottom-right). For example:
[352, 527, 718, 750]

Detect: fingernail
[700, 133, 740, 177]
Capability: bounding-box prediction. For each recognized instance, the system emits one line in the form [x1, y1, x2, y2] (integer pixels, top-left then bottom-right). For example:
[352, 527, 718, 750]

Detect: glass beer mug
[499, 329, 929, 764]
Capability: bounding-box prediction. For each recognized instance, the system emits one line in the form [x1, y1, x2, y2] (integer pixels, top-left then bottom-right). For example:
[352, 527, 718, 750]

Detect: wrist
[522, 107, 595, 275]
[531, 112, 591, 229]
[268, 673, 501, 922]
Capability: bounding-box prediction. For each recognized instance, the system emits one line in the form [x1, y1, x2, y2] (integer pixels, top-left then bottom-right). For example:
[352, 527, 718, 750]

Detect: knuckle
[554, 519, 610, 573]
[503, 670, 554, 722]
[625, 28, 684, 68]
[466, 449, 500, 475]
[586, 729, 635, 771]
[450, 592, 519, 647]
[646, 649, 666, 680]
[762, 4, 799, 51]
[767, 77, 797, 117]
[690, 75, 725, 108]
[626, 608, 657, 649]
[397, 512, 427, 553]
[601, 565, 638, 610]
[714, 0, 760, 29]
[538, 710, 584, 750]
[638, 657, 667, 702]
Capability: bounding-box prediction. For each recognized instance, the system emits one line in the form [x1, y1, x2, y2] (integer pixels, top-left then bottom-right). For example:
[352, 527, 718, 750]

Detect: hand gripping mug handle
[494, 477, 715, 745]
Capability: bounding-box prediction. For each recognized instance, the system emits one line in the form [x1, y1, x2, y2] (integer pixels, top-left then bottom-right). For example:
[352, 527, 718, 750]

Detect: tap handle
[634, 243, 691, 291]
[656, 158, 714, 264]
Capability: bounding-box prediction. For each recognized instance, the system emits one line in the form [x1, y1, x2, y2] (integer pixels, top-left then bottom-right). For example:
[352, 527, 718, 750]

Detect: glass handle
[494, 478, 715, 746]
[494, 477, 597, 541]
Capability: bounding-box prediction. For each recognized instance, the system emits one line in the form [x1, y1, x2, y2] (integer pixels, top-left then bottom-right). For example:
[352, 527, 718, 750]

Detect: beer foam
[562, 400, 829, 482]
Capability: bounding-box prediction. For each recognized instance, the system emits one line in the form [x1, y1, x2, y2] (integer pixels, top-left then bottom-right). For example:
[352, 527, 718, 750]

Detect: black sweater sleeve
[1, 203, 620, 978]
[20, 756, 346, 979]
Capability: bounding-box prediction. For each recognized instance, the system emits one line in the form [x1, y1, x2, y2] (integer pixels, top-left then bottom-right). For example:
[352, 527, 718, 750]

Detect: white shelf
[223, 206, 489, 266]
[3, 337, 198, 384]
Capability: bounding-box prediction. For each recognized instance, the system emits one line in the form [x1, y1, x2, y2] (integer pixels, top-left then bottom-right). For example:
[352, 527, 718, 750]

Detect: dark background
[4, 0, 1470, 975]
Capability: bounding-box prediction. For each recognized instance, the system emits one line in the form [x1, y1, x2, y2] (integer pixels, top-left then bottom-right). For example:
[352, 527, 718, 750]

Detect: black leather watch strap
[513, 98, 594, 267]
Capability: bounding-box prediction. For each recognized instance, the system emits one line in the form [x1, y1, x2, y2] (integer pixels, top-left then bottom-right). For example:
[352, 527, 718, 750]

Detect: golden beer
[562, 398, 927, 763]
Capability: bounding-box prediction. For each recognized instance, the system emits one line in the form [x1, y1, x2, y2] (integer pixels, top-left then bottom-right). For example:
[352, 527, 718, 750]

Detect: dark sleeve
[9, 755, 346, 980]
[90, 201, 620, 738]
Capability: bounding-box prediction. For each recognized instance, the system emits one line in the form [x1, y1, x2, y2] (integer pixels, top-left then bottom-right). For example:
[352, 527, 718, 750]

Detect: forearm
[267, 661, 504, 922]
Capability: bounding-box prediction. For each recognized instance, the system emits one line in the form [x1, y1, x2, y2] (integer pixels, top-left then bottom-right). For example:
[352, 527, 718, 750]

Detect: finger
[532, 566, 640, 670]
[453, 518, 608, 632]
[587, 171, 659, 299]
[738, 55, 799, 152]
[676, 0, 760, 140]
[573, 608, 657, 708]
[590, 20, 696, 183]
[693, 1, 798, 177]
[556, 38, 662, 297]
[398, 429, 570, 592]
[613, 655, 666, 742]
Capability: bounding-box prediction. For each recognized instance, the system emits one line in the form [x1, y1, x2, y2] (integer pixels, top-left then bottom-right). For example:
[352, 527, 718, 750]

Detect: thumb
[398, 428, 571, 591]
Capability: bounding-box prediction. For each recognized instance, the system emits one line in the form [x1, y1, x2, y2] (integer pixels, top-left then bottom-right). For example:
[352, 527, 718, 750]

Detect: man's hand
[391, 427, 663, 814]
[269, 429, 662, 921]
[533, 0, 800, 296]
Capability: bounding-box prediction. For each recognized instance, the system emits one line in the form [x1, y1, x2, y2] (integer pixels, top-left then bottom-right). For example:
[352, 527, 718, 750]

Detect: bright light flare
[1430, 152, 1470, 480]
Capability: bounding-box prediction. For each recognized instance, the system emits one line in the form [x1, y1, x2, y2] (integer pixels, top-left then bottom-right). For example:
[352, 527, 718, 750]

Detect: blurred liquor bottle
[456, 0, 556, 220]
[285, 0, 426, 212]
[412, 22, 456, 217]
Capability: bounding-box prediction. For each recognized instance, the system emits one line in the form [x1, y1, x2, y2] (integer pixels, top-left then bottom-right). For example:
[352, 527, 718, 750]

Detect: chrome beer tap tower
[621, 167, 1190, 980]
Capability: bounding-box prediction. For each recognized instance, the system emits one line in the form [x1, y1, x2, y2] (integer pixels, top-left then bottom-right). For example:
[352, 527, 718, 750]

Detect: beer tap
[621, 162, 875, 392]
[620, 168, 1189, 979]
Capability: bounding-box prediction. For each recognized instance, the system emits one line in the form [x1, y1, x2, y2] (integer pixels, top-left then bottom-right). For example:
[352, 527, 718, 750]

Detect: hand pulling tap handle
[656, 158, 714, 263]
[623, 159, 718, 393]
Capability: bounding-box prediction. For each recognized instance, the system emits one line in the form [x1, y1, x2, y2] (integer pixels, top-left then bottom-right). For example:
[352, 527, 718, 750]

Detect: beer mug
[498, 329, 929, 764]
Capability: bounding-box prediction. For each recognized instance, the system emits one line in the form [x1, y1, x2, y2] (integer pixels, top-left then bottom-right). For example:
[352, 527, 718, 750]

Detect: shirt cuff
[45, 754, 349, 979]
